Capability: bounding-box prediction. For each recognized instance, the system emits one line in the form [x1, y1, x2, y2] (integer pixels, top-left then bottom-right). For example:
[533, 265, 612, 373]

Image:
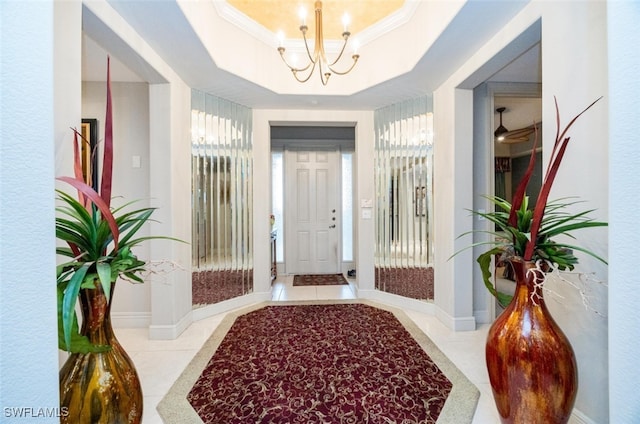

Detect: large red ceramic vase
[485, 257, 577, 424]
[59, 281, 143, 423]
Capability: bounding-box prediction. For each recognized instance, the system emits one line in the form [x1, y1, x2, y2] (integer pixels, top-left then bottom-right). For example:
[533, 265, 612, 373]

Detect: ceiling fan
[498, 122, 541, 144]
[494, 107, 540, 144]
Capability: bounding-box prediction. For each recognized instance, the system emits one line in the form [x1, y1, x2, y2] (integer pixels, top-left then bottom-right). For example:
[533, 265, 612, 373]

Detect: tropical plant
[56, 57, 180, 353]
[454, 97, 607, 307]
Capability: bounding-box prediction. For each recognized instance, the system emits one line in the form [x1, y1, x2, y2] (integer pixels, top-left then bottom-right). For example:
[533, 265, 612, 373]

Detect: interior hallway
[116, 274, 499, 424]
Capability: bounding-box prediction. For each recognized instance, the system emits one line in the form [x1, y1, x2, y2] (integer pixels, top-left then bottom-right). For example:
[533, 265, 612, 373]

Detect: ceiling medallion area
[219, 0, 411, 87]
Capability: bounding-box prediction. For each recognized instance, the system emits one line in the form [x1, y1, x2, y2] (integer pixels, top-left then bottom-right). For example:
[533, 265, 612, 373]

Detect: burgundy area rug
[293, 273, 348, 286]
[186, 304, 452, 423]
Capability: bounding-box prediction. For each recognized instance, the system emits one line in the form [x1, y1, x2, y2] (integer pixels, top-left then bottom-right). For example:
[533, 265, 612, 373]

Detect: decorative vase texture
[485, 258, 577, 424]
[59, 282, 143, 424]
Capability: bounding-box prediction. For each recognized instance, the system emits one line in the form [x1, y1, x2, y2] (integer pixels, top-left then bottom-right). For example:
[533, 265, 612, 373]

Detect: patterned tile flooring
[115, 274, 501, 423]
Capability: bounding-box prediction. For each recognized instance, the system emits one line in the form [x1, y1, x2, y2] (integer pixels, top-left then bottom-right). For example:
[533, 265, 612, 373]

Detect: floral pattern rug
[157, 300, 479, 424]
[187, 304, 451, 423]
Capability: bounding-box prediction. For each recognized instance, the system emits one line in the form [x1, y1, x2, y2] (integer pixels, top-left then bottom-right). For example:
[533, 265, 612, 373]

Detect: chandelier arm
[328, 34, 349, 67]
[278, 48, 314, 73]
[301, 29, 317, 64]
[292, 60, 318, 83]
[318, 60, 330, 86]
[327, 54, 360, 76]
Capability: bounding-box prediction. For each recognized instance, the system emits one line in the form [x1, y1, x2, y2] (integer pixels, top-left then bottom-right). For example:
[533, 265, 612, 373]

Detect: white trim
[435, 306, 477, 332]
[473, 308, 492, 325]
[358, 289, 436, 315]
[356, 288, 476, 331]
[111, 312, 151, 328]
[192, 291, 272, 321]
[214, 1, 278, 47]
[355, 1, 420, 47]
[569, 409, 597, 424]
[148, 309, 193, 340]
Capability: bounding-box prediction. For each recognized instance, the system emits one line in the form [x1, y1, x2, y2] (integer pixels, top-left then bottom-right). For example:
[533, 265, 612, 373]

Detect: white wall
[147, 82, 193, 339]
[608, 2, 640, 422]
[82, 81, 152, 327]
[0, 1, 79, 420]
[540, 3, 609, 422]
[433, 87, 477, 331]
[434, 1, 610, 422]
[81, 0, 195, 340]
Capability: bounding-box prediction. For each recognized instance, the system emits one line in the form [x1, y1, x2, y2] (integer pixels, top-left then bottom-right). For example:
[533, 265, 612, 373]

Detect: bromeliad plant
[56, 57, 178, 353]
[456, 97, 607, 308]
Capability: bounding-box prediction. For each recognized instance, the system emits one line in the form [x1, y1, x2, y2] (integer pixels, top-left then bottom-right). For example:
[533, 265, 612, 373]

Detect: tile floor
[116, 275, 501, 424]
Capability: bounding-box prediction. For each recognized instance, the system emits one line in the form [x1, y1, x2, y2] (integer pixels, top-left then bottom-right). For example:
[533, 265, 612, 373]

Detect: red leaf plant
[453, 97, 607, 307]
[56, 57, 181, 353]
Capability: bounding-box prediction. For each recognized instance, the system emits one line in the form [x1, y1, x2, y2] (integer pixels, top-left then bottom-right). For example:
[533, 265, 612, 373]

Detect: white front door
[285, 148, 340, 274]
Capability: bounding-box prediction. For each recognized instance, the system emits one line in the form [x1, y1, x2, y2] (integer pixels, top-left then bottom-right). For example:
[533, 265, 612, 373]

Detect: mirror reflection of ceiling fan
[495, 107, 541, 144]
[499, 123, 541, 143]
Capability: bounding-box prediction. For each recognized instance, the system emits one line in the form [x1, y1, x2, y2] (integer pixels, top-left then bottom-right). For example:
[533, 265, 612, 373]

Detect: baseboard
[473, 308, 492, 325]
[570, 408, 597, 424]
[358, 289, 436, 315]
[128, 292, 272, 339]
[435, 306, 477, 332]
[111, 311, 151, 328]
[148, 309, 193, 340]
[192, 291, 272, 321]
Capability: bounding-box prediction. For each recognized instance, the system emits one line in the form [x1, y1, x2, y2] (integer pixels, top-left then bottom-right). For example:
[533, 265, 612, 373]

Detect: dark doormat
[293, 273, 348, 286]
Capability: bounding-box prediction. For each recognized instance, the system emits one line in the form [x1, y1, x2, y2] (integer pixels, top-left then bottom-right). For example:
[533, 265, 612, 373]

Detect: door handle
[329, 225, 336, 229]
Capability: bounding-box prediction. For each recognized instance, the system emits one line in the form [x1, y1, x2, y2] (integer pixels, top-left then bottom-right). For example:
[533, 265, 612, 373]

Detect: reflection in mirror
[374, 97, 434, 301]
[492, 107, 542, 314]
[191, 91, 253, 308]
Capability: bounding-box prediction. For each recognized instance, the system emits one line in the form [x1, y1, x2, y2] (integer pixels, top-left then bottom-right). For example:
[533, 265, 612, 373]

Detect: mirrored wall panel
[191, 91, 253, 307]
[374, 97, 434, 300]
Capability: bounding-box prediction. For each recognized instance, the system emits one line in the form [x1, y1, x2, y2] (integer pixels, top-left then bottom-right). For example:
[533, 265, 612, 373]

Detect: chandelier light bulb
[277, 30, 285, 47]
[342, 13, 350, 32]
[298, 6, 307, 26]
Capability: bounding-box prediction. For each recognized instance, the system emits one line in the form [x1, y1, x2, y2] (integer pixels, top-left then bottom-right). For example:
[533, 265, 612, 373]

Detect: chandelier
[277, 1, 360, 85]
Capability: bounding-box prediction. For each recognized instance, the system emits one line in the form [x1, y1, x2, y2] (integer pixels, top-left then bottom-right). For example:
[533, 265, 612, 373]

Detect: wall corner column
[433, 88, 477, 331]
[354, 112, 376, 293]
[148, 82, 193, 339]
